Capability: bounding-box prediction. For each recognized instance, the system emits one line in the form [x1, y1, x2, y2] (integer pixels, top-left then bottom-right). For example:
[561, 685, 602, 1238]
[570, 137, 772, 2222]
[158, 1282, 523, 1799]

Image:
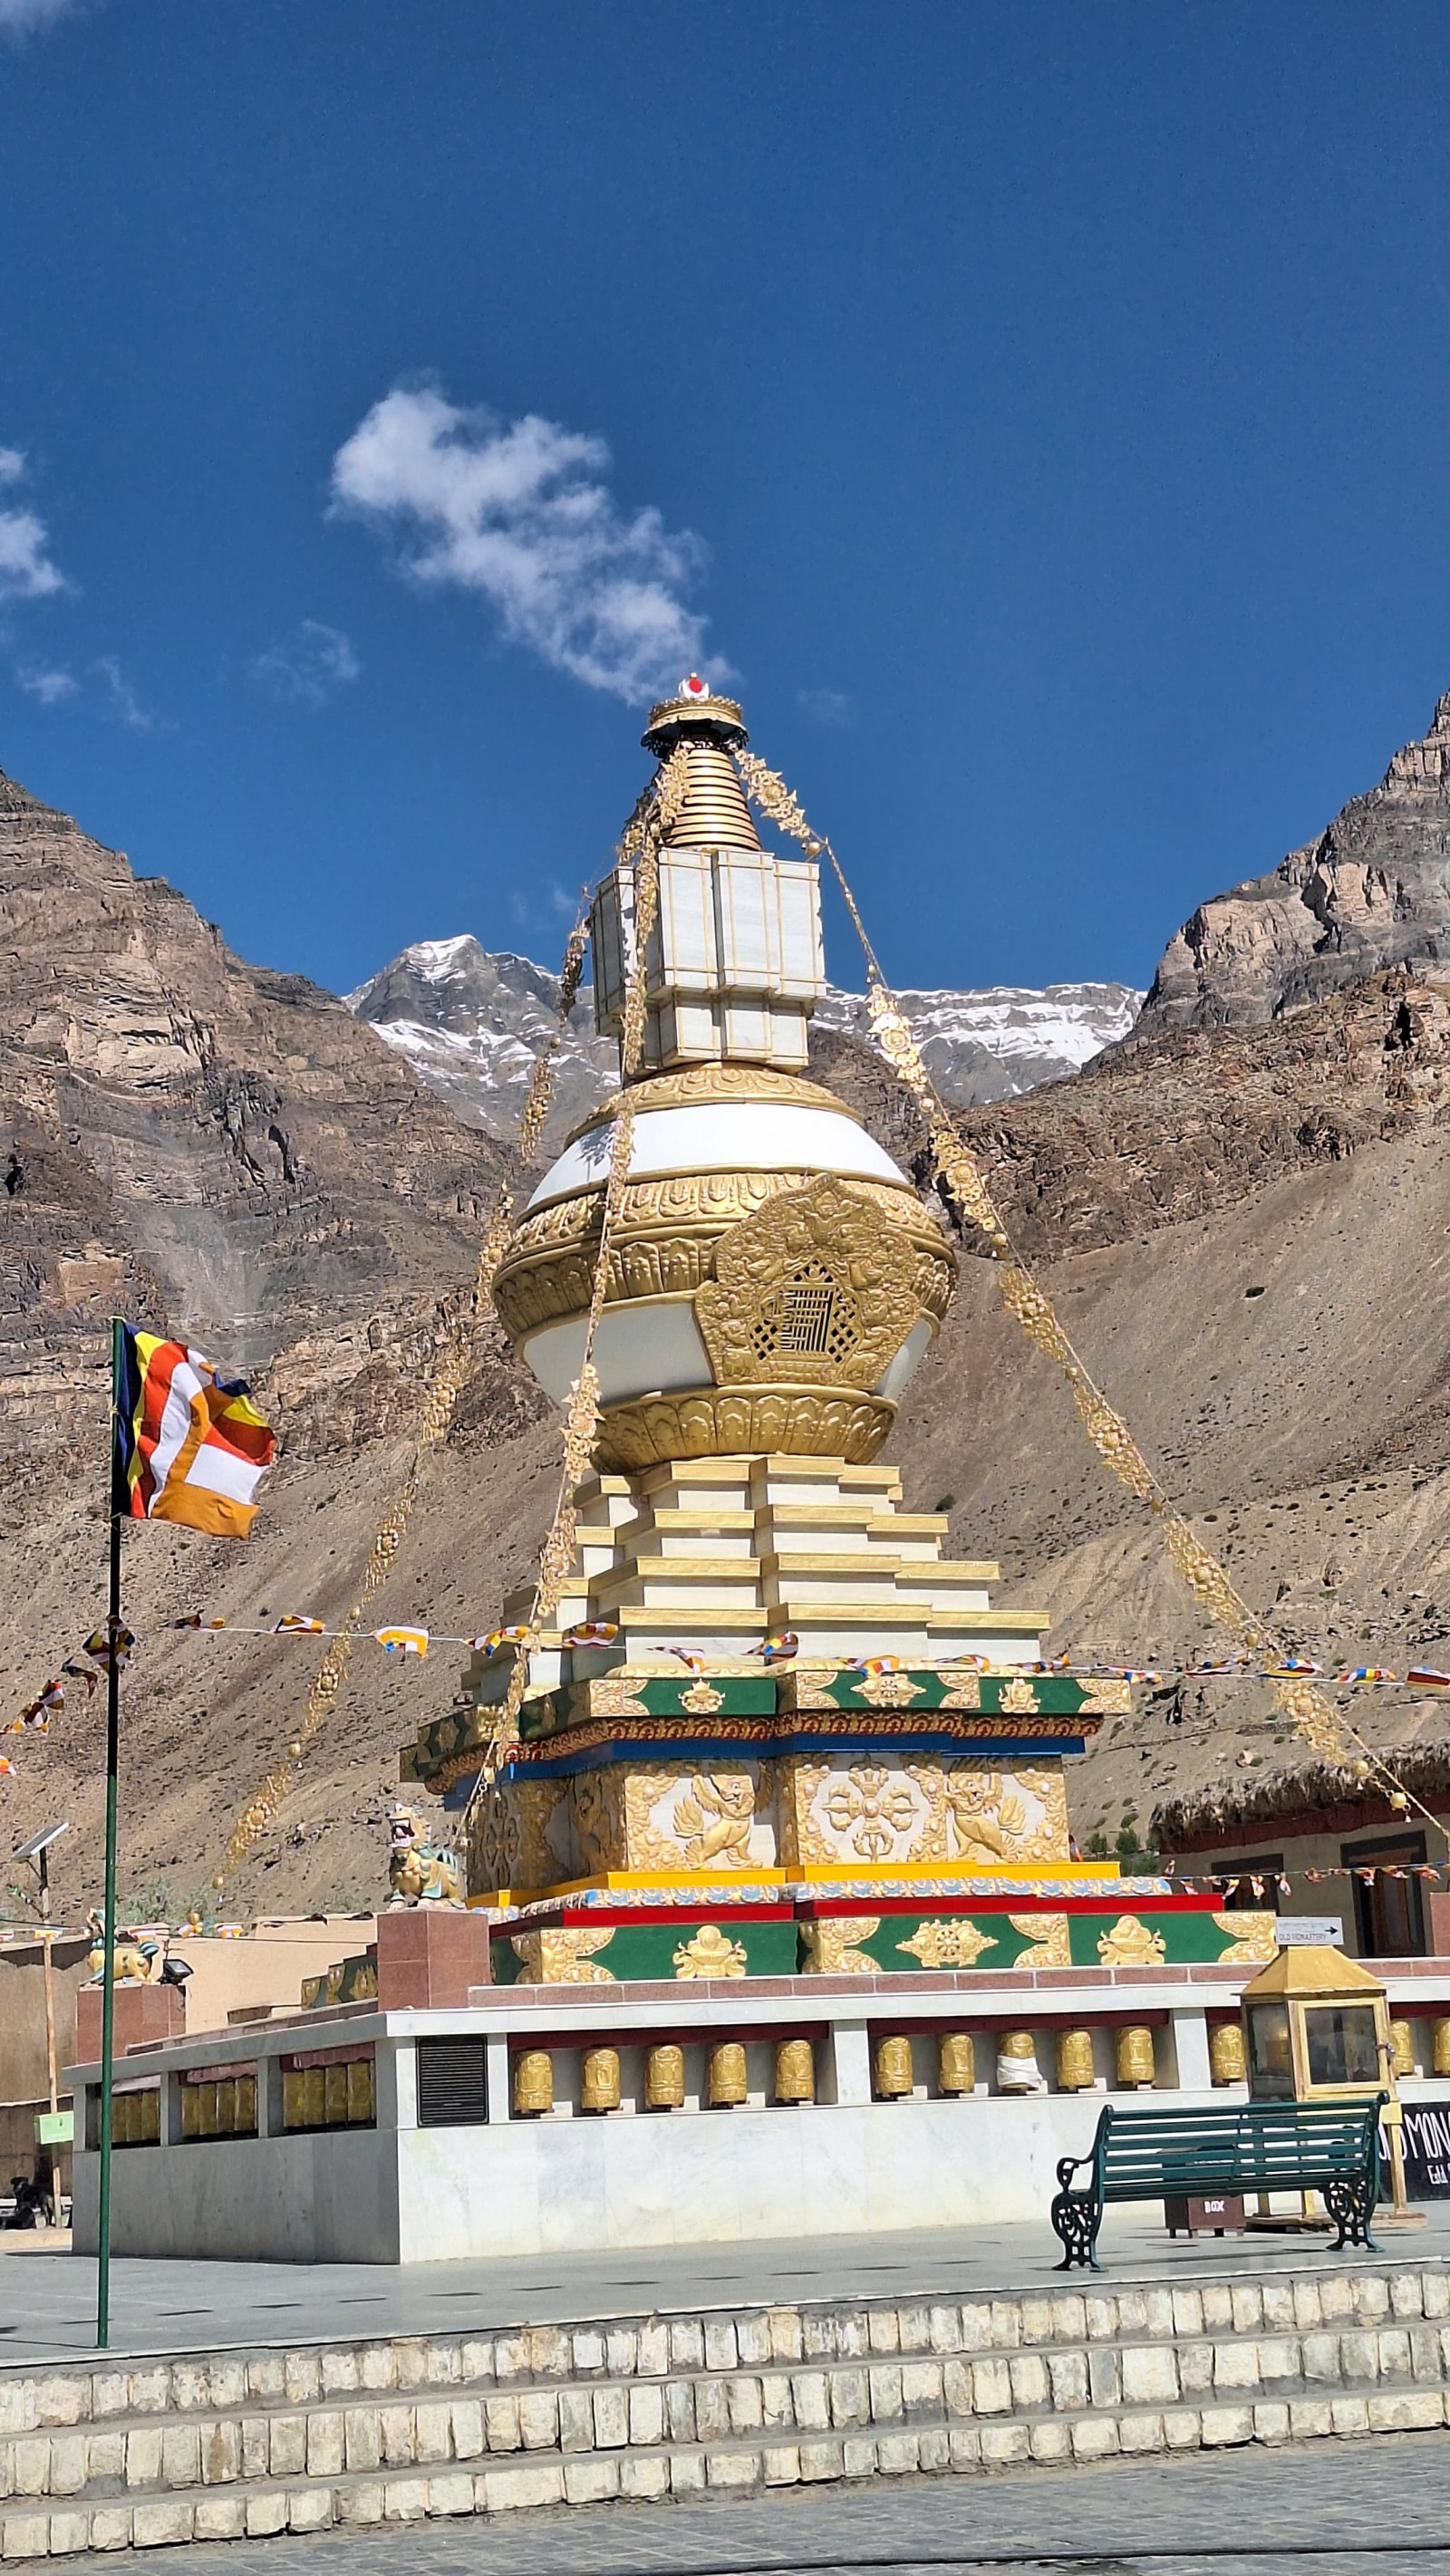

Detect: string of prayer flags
[562, 1621, 620, 1649]
[375, 1627, 429, 1657]
[82, 1623, 134, 1672]
[472, 1626, 529, 1656]
[749, 1631, 799, 1664]
[272, 1615, 324, 1635]
[1407, 1667, 1450, 1690]
[655, 1645, 706, 1673]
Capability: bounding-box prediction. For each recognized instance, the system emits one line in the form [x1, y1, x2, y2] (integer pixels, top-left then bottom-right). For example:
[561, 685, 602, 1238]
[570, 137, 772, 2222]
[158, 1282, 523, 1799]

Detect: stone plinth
[372, 1907, 492, 2008]
[73, 1982, 185, 2064]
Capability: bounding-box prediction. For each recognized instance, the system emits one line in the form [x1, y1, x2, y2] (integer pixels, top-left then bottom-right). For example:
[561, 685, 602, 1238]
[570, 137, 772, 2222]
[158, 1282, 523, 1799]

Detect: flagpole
[96, 1316, 123, 2350]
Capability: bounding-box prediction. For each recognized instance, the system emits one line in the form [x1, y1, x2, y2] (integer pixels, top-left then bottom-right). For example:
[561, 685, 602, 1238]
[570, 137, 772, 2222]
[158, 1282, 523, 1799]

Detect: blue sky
[2, 1, 1449, 1000]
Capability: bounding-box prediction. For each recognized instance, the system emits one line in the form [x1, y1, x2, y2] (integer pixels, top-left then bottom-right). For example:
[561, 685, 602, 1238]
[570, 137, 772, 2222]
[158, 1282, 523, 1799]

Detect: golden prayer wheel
[581, 2047, 622, 2113]
[774, 2038, 815, 2103]
[873, 2034, 914, 2099]
[937, 2032, 975, 2096]
[996, 2030, 1041, 2092]
[112, 2093, 133, 2146]
[324, 2062, 349, 2127]
[197, 2080, 219, 2139]
[345, 2060, 373, 2125]
[1432, 2018, 1450, 2079]
[645, 2043, 685, 2109]
[1209, 2021, 1246, 2087]
[708, 2041, 749, 2108]
[236, 2074, 258, 2136]
[1056, 2029, 1096, 2091]
[513, 2050, 555, 2117]
[280, 2069, 305, 2132]
[1116, 2026, 1156, 2089]
[214, 2079, 237, 2137]
[302, 2066, 326, 2128]
[1390, 2019, 1416, 2079]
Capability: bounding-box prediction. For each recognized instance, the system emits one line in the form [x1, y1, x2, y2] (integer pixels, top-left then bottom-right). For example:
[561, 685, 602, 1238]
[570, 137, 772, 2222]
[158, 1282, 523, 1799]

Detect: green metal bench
[1050, 2096, 1385, 2270]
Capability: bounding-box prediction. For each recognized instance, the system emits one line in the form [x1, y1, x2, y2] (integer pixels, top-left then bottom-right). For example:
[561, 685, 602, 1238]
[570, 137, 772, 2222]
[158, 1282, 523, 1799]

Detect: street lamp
[14, 1823, 71, 2228]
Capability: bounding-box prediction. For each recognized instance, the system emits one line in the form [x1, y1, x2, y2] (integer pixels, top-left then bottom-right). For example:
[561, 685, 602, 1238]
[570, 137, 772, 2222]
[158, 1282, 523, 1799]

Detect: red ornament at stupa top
[680, 672, 710, 700]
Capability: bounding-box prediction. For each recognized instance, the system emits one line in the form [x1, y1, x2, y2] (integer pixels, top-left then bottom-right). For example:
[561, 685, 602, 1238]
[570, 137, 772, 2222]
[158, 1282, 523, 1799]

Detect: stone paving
[7, 2430, 1449, 2571]
[7, 2208, 1450, 2368]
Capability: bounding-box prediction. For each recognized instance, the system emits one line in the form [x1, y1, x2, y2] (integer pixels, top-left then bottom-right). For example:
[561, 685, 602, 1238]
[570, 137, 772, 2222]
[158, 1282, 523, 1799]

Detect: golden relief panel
[569, 1765, 627, 1878]
[466, 1780, 567, 1899]
[672, 1924, 749, 1979]
[695, 1180, 925, 1394]
[621, 1762, 776, 1873]
[778, 1754, 1069, 1871]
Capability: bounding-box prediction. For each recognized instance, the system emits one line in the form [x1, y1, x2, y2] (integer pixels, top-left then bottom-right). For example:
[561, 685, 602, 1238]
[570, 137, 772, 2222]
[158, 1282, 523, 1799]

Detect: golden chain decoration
[731, 744, 1384, 1784]
[211, 898, 599, 1890]
[462, 747, 690, 1864]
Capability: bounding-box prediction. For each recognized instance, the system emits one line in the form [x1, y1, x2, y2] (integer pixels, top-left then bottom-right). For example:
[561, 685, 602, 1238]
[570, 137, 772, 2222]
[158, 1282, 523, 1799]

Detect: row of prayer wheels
[513, 2039, 821, 2116]
[510, 2018, 1450, 2116]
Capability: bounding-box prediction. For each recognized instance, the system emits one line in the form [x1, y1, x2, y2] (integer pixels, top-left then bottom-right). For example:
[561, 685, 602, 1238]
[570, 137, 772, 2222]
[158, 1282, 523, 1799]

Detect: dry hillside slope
[6, 761, 1450, 1926]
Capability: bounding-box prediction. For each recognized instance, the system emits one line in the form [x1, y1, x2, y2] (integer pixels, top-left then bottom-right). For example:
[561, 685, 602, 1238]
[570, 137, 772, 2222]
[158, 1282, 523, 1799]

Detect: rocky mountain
[0, 766, 512, 1481]
[1142, 690, 1450, 1030]
[8, 744, 1450, 1932]
[349, 935, 1141, 1137]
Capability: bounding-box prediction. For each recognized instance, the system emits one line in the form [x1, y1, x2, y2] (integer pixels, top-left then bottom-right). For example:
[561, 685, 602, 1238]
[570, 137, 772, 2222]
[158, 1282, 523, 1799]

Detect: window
[1303, 2005, 1380, 2089]
[1245, 2000, 1295, 2099]
[1213, 1857, 1283, 1913]
[1342, 1833, 1426, 1958]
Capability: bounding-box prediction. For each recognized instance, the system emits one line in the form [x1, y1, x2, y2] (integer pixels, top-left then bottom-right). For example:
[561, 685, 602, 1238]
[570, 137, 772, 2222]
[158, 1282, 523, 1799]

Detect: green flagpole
[96, 1316, 124, 2349]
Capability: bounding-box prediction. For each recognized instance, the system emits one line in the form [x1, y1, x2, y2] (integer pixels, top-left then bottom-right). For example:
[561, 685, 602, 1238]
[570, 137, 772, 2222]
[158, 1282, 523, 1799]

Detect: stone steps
[5, 2264, 1449, 2556]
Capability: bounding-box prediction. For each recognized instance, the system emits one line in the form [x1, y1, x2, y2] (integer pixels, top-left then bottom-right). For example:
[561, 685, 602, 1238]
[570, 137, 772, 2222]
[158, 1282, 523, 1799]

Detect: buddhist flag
[116, 1329, 275, 1540]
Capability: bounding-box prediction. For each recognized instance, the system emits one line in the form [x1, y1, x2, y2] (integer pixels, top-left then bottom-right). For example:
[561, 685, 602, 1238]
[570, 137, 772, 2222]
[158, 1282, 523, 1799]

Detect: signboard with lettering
[1274, 1918, 1345, 1947]
[1396, 2098, 1450, 2201]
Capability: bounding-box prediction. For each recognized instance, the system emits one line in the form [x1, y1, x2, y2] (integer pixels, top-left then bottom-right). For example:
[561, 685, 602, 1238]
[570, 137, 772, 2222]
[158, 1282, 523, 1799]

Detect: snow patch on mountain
[347, 938, 1142, 1140]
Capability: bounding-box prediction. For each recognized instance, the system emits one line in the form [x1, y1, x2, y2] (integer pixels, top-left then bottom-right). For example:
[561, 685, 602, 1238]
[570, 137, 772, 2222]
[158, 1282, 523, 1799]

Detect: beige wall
[160, 1917, 377, 2038]
[0, 1940, 91, 2106]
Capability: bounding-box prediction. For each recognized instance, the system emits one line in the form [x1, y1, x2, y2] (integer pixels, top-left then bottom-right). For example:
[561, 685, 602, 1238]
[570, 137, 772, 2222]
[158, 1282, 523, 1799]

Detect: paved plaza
[5, 2210, 1450, 2369]
[5, 2430, 1445, 2572]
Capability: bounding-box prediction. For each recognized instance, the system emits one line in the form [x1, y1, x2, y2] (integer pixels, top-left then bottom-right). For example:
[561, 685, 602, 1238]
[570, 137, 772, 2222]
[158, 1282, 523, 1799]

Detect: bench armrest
[1055, 2152, 1095, 2192]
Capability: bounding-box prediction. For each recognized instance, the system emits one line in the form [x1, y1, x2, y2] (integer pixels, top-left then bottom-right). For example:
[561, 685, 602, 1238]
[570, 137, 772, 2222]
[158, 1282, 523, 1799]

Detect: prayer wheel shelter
[1240, 1944, 1391, 2103]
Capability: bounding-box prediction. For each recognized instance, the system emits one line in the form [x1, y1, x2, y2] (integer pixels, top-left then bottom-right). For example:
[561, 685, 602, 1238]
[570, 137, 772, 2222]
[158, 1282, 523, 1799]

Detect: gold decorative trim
[1213, 1910, 1279, 1965]
[1096, 1914, 1167, 1967]
[1076, 1681, 1133, 1716]
[1008, 1911, 1070, 1967]
[672, 1923, 749, 1979]
[494, 1172, 953, 1341]
[566, 1065, 864, 1139]
[895, 1919, 999, 1970]
[800, 1915, 880, 1974]
[596, 1386, 896, 1471]
[510, 1926, 618, 1983]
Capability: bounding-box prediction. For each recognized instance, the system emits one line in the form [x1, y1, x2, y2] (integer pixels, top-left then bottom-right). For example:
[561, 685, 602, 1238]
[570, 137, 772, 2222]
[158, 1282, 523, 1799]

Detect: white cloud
[0, 449, 67, 603]
[330, 384, 717, 702]
[93, 656, 156, 732]
[0, 0, 82, 33]
[16, 663, 77, 703]
[252, 619, 360, 706]
[798, 686, 852, 728]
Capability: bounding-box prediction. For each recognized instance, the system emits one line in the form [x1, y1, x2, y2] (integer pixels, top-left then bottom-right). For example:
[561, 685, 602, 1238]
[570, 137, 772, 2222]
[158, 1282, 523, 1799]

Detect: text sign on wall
[1275, 1918, 1345, 1947]
[1396, 2098, 1450, 2201]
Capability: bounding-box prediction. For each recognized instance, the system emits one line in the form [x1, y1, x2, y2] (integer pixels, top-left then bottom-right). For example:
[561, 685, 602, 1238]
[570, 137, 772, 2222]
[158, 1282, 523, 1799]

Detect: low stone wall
[5, 2265, 1450, 2554]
